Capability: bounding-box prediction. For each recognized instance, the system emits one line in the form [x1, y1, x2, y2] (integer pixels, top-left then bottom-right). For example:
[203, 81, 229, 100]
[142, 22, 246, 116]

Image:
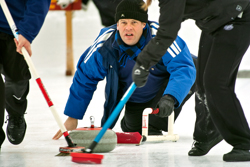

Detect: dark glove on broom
[156, 95, 175, 117]
[132, 62, 149, 88]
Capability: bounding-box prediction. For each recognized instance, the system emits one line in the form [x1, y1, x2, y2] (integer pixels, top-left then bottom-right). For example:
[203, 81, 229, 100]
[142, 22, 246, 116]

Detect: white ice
[1, 1, 250, 167]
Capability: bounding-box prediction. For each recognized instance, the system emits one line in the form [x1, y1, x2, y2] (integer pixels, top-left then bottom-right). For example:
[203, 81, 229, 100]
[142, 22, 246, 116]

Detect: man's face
[117, 19, 146, 46]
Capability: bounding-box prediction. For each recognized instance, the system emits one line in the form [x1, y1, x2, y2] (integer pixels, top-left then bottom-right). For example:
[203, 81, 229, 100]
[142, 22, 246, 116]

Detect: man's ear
[142, 22, 146, 28]
[117, 22, 119, 30]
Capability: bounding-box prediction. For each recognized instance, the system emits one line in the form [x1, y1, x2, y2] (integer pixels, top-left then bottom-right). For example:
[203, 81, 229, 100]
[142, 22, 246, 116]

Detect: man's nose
[125, 24, 132, 30]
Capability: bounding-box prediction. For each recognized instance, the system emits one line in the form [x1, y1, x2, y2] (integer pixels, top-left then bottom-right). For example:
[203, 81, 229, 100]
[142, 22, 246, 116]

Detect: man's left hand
[14, 34, 32, 56]
[156, 95, 175, 117]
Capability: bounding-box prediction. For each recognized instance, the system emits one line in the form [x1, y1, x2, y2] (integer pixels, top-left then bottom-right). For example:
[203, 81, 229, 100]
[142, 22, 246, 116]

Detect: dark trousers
[0, 32, 31, 146]
[120, 80, 196, 134]
[0, 73, 5, 147]
[196, 5, 250, 149]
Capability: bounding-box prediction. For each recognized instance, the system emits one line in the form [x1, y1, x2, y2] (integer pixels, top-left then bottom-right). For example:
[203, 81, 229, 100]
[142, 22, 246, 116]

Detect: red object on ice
[71, 152, 104, 164]
[49, 0, 82, 11]
[75, 127, 103, 131]
[116, 132, 142, 144]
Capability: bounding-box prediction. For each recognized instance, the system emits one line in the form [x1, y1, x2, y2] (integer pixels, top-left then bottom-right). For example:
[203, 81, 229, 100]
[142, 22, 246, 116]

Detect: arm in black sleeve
[136, 0, 186, 69]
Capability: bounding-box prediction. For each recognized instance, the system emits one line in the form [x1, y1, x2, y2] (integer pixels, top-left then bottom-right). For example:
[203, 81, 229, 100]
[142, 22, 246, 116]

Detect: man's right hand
[132, 62, 149, 88]
[52, 117, 78, 140]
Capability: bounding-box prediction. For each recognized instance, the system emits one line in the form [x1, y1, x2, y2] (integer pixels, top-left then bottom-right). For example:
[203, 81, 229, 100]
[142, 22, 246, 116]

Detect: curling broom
[70, 82, 137, 164]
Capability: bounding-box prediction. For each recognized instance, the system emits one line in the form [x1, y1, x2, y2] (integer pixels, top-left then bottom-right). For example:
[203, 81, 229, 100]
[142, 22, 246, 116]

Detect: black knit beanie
[115, 0, 148, 23]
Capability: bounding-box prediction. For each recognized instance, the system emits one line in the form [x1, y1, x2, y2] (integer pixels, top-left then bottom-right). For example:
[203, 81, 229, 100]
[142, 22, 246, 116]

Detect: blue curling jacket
[0, 0, 51, 43]
[64, 21, 196, 128]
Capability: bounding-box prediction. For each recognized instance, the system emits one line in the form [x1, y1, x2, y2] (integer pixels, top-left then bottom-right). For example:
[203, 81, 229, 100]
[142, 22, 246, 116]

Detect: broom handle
[85, 82, 137, 153]
[0, 0, 74, 147]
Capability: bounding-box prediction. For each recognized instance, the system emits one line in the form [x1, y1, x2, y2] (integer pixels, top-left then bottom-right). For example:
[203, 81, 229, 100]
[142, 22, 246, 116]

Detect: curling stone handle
[151, 108, 159, 114]
[90, 116, 95, 128]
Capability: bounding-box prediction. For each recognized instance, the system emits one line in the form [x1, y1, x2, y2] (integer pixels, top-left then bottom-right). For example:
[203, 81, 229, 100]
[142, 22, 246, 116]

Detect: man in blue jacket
[53, 1, 220, 154]
[0, 0, 51, 150]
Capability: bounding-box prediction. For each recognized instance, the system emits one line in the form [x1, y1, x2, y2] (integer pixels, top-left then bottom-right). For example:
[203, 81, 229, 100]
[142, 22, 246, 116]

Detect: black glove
[132, 62, 149, 88]
[156, 95, 175, 117]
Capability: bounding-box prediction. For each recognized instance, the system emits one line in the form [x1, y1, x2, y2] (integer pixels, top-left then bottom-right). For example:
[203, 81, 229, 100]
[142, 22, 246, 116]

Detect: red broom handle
[0, 0, 75, 147]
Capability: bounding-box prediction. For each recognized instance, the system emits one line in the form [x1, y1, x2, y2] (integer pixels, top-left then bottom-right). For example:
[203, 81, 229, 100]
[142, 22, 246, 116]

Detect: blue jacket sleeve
[18, 0, 51, 43]
[64, 47, 108, 119]
[162, 36, 196, 107]
[64, 25, 115, 119]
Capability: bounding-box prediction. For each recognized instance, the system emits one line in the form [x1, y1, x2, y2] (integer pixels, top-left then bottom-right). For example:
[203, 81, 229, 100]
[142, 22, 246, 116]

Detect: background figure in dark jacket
[132, 0, 250, 162]
[52, 0, 200, 143]
[0, 0, 51, 150]
[58, 0, 122, 27]
[91, 0, 122, 27]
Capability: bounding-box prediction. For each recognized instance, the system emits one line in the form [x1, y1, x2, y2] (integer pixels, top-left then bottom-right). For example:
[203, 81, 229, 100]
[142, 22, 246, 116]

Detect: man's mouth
[126, 34, 133, 36]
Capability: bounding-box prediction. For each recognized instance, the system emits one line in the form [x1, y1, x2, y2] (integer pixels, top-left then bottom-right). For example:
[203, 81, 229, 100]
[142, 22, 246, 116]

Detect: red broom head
[116, 132, 142, 144]
[70, 152, 104, 164]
